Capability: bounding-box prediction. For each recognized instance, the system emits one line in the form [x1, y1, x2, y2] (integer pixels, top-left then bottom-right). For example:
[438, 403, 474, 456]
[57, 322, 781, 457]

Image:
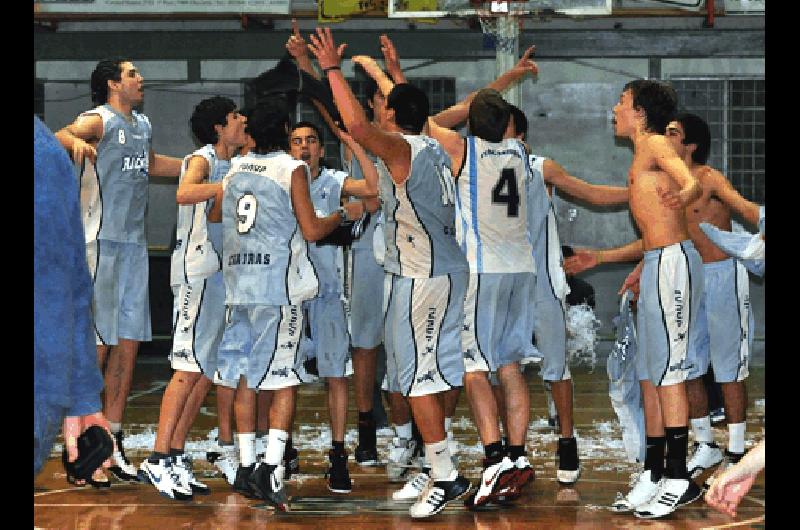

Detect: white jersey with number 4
[455, 136, 534, 273]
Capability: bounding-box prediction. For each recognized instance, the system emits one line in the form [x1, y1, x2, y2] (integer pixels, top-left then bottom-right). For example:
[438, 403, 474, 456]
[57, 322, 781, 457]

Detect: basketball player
[216, 100, 362, 510]
[138, 97, 247, 500]
[55, 59, 182, 484]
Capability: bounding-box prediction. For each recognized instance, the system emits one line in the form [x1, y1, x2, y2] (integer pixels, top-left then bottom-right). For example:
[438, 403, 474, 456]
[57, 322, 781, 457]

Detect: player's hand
[343, 200, 365, 221]
[72, 138, 97, 166]
[308, 27, 347, 71]
[511, 45, 538, 79]
[62, 412, 115, 485]
[618, 264, 642, 300]
[563, 248, 598, 275]
[379, 34, 404, 79]
[705, 469, 758, 518]
[656, 185, 683, 210]
[286, 19, 309, 59]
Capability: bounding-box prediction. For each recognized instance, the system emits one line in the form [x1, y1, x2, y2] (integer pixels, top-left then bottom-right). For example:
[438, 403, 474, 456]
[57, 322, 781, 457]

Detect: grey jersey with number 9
[221, 151, 318, 306]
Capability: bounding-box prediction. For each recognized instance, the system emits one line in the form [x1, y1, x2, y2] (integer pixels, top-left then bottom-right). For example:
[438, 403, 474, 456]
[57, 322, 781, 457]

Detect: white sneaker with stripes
[634, 477, 702, 519]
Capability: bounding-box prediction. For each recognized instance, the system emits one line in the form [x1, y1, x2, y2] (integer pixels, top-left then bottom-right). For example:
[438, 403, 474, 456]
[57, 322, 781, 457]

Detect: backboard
[388, 0, 612, 19]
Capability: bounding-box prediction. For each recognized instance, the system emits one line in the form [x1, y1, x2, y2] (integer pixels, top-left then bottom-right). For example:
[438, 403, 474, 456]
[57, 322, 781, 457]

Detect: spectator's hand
[705, 468, 758, 518]
[656, 185, 683, 210]
[563, 249, 598, 275]
[285, 19, 309, 59]
[308, 27, 347, 71]
[72, 138, 97, 166]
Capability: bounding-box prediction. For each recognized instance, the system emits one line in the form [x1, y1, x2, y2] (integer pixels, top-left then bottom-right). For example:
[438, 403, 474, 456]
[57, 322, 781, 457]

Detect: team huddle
[53, 24, 762, 521]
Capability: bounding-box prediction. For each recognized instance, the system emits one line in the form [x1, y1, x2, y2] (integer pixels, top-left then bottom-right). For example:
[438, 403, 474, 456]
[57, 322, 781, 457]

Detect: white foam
[566, 303, 601, 369]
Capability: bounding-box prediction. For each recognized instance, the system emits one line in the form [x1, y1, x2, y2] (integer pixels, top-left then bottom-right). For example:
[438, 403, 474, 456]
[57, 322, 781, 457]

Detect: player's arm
[649, 135, 702, 208]
[149, 151, 182, 178]
[424, 117, 465, 172]
[432, 45, 537, 129]
[703, 166, 761, 228]
[543, 159, 629, 206]
[309, 27, 412, 185]
[380, 34, 407, 84]
[351, 54, 395, 104]
[55, 113, 103, 165]
[563, 239, 644, 275]
[286, 18, 320, 79]
[291, 165, 362, 241]
[174, 155, 225, 222]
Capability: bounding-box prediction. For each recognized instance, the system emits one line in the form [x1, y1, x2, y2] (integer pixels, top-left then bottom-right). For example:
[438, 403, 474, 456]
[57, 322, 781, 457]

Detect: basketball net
[478, 0, 522, 107]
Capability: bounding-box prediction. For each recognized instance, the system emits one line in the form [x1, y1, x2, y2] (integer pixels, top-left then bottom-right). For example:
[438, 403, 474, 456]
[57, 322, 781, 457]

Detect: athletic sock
[558, 437, 579, 470]
[645, 436, 666, 482]
[665, 427, 690, 479]
[332, 441, 346, 455]
[110, 422, 122, 434]
[264, 429, 288, 466]
[444, 417, 453, 434]
[256, 430, 269, 439]
[425, 439, 455, 480]
[358, 410, 376, 448]
[168, 448, 184, 457]
[727, 422, 746, 455]
[690, 416, 714, 444]
[484, 441, 504, 463]
[394, 421, 413, 440]
[237, 433, 256, 467]
[508, 445, 525, 460]
[148, 451, 169, 464]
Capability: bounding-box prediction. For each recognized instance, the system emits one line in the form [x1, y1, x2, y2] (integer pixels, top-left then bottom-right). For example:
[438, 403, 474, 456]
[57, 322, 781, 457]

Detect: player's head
[289, 121, 325, 171]
[509, 105, 529, 141]
[246, 99, 292, 153]
[355, 64, 385, 125]
[670, 112, 711, 165]
[91, 59, 143, 106]
[190, 96, 246, 147]
[468, 89, 512, 142]
[615, 79, 677, 137]
[386, 83, 429, 134]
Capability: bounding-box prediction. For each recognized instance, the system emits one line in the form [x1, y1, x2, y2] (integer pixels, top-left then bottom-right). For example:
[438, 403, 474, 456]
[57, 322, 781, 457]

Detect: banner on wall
[34, 0, 291, 15]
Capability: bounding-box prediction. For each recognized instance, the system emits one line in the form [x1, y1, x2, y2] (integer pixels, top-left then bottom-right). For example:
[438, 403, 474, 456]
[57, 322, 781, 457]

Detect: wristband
[323, 66, 341, 74]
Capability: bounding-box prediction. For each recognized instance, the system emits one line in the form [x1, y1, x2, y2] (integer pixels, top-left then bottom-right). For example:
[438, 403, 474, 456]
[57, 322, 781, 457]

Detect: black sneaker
[326, 450, 352, 494]
[283, 446, 300, 480]
[409, 470, 472, 518]
[557, 437, 581, 485]
[108, 431, 141, 482]
[354, 445, 379, 466]
[247, 463, 289, 511]
[233, 464, 258, 499]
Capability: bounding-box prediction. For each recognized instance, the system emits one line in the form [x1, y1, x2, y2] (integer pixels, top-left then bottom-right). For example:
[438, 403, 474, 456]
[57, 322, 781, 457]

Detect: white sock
[690, 416, 714, 444]
[728, 423, 746, 454]
[395, 421, 412, 440]
[237, 433, 256, 466]
[444, 417, 453, 434]
[265, 428, 289, 466]
[110, 422, 122, 433]
[426, 439, 455, 480]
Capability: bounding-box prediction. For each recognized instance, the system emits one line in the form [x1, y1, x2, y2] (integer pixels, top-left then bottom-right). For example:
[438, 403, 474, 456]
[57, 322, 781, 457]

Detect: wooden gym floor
[34, 352, 765, 529]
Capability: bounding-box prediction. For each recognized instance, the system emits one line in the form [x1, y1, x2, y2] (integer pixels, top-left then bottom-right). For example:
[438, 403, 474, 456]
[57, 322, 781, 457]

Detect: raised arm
[149, 151, 182, 179]
[290, 165, 362, 241]
[380, 34, 407, 84]
[543, 159, 629, 206]
[425, 117, 464, 172]
[308, 27, 411, 184]
[702, 166, 761, 228]
[55, 113, 104, 165]
[563, 238, 644, 276]
[432, 45, 538, 129]
[649, 135, 702, 208]
[286, 18, 320, 79]
[351, 54, 395, 104]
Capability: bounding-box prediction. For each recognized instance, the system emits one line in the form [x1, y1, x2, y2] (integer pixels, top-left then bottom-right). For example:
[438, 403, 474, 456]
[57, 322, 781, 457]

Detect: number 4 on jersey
[492, 168, 520, 217]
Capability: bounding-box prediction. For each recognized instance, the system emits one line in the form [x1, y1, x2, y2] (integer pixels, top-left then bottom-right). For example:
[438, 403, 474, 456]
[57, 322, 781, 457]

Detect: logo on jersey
[227, 252, 271, 266]
[286, 306, 300, 338]
[118, 129, 126, 144]
[122, 154, 148, 172]
[172, 349, 190, 361]
[424, 307, 438, 345]
[416, 370, 436, 384]
[271, 367, 291, 378]
[674, 290, 684, 327]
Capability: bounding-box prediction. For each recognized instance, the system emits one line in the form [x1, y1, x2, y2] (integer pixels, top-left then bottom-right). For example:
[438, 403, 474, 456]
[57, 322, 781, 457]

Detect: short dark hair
[190, 96, 237, 145]
[290, 121, 323, 140]
[90, 59, 127, 105]
[246, 99, 292, 153]
[468, 89, 511, 142]
[623, 79, 678, 134]
[675, 112, 711, 165]
[386, 83, 429, 134]
[509, 105, 528, 140]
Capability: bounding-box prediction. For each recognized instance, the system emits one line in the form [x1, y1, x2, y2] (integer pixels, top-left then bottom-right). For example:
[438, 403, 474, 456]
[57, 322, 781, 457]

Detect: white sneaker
[634, 477, 702, 519]
[255, 436, 266, 461]
[472, 457, 516, 507]
[610, 469, 662, 512]
[207, 444, 239, 485]
[687, 442, 723, 479]
[139, 458, 193, 500]
[409, 470, 471, 518]
[173, 454, 210, 495]
[392, 469, 431, 502]
[108, 431, 140, 482]
[387, 437, 418, 483]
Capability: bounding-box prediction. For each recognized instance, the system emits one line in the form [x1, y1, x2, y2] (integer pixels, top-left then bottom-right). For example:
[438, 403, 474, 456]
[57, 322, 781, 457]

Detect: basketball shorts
[170, 271, 225, 376]
[300, 295, 353, 378]
[347, 247, 385, 349]
[532, 267, 571, 382]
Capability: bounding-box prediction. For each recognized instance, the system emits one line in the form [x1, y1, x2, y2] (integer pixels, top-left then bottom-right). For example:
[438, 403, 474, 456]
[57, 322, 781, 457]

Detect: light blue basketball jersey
[455, 136, 534, 273]
[341, 143, 379, 252]
[78, 105, 152, 245]
[222, 151, 318, 306]
[377, 134, 468, 278]
[308, 167, 346, 296]
[527, 154, 570, 301]
[170, 145, 229, 286]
